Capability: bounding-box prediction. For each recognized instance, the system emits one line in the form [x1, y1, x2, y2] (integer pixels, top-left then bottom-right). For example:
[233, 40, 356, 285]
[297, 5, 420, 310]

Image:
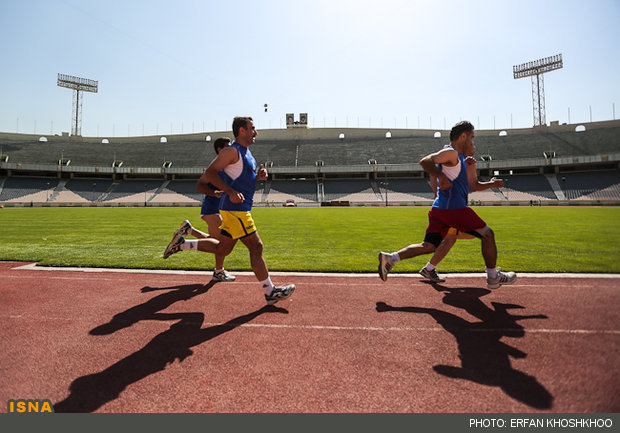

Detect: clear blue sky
[1, 0, 619, 137]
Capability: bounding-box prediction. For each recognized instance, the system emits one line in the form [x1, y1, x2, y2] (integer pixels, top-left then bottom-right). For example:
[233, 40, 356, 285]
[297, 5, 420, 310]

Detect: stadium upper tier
[1, 120, 619, 168]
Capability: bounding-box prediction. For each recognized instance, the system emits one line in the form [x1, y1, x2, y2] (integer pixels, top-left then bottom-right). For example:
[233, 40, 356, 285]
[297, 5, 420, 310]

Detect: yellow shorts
[219, 211, 257, 240]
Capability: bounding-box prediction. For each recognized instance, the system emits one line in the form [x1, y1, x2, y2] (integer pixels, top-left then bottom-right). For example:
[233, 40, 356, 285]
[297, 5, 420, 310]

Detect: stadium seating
[165, 180, 203, 202]
[557, 170, 620, 200]
[469, 189, 504, 203]
[252, 136, 442, 167]
[323, 179, 380, 202]
[266, 179, 317, 203]
[382, 178, 435, 201]
[62, 178, 113, 202]
[2, 121, 618, 168]
[501, 174, 557, 200]
[103, 180, 164, 203]
[1, 120, 618, 205]
[0, 177, 58, 202]
[0, 135, 215, 168]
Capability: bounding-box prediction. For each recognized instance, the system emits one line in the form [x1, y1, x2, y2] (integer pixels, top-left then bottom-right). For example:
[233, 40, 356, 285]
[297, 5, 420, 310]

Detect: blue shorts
[201, 195, 222, 216]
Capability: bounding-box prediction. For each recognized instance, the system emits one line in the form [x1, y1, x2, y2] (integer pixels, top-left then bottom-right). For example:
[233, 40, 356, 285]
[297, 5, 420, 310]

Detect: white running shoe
[175, 220, 193, 237]
[487, 269, 517, 289]
[378, 252, 394, 281]
[163, 220, 192, 259]
[265, 284, 295, 305]
[212, 269, 236, 282]
[420, 267, 446, 283]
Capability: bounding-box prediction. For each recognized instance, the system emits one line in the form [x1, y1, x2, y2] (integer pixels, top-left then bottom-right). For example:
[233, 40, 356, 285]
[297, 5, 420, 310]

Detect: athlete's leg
[195, 237, 220, 253]
[395, 241, 436, 260]
[379, 238, 441, 281]
[215, 234, 237, 258]
[475, 225, 497, 269]
[428, 230, 475, 267]
[239, 231, 268, 281]
[238, 230, 294, 303]
[437, 207, 515, 289]
[202, 213, 226, 270]
[474, 225, 516, 288]
[190, 226, 209, 238]
[378, 212, 442, 281]
[379, 239, 436, 281]
[202, 214, 223, 238]
[438, 208, 496, 270]
[175, 219, 209, 239]
[429, 232, 458, 267]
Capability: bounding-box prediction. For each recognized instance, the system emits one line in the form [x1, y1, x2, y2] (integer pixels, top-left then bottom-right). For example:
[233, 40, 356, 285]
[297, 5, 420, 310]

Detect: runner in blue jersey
[163, 116, 295, 306]
[378, 121, 516, 289]
[419, 155, 505, 283]
[164, 137, 235, 282]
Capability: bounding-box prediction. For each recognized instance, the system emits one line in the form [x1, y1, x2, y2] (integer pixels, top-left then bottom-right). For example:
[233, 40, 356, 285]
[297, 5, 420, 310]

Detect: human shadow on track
[54, 283, 288, 413]
[90, 282, 216, 335]
[376, 284, 554, 410]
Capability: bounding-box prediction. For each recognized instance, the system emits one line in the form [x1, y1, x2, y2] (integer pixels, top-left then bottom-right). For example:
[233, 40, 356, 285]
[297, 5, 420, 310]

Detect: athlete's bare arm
[195, 177, 222, 197]
[466, 160, 504, 191]
[420, 148, 458, 190]
[430, 175, 438, 198]
[198, 147, 245, 203]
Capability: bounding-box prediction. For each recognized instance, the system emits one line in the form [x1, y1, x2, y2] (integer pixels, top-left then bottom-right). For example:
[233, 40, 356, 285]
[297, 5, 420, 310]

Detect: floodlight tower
[513, 54, 563, 126]
[57, 73, 98, 136]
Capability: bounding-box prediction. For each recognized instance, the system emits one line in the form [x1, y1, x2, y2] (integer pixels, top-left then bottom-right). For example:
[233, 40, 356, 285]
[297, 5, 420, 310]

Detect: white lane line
[8, 263, 620, 279]
[2, 314, 618, 335]
[2, 274, 615, 291]
[215, 322, 620, 335]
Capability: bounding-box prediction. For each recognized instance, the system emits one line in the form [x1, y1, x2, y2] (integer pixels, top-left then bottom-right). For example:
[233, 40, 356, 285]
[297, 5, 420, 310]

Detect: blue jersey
[432, 146, 469, 210]
[220, 142, 258, 212]
[201, 191, 222, 215]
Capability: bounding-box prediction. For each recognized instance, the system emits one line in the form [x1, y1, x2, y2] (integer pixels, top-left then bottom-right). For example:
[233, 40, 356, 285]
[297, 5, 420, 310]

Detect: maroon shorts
[424, 207, 487, 246]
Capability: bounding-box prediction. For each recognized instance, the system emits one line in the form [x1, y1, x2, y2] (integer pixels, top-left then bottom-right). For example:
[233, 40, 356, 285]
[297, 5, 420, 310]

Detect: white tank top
[223, 149, 243, 181]
[441, 159, 462, 181]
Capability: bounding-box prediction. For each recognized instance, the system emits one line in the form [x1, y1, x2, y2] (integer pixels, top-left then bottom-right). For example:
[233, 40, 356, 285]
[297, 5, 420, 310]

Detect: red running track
[0, 261, 618, 413]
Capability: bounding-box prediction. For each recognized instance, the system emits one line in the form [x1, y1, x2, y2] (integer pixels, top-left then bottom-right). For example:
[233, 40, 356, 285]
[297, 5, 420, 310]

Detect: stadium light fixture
[57, 73, 98, 136]
[513, 54, 563, 127]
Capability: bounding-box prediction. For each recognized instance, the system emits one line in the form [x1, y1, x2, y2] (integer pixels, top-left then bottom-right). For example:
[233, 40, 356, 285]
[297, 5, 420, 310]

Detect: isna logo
[7, 399, 55, 413]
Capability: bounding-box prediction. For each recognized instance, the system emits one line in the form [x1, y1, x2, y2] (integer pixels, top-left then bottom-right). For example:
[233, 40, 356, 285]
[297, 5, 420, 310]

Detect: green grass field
[0, 206, 619, 273]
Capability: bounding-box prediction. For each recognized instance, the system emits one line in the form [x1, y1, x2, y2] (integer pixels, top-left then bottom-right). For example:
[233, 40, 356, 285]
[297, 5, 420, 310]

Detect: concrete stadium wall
[3, 118, 619, 142]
